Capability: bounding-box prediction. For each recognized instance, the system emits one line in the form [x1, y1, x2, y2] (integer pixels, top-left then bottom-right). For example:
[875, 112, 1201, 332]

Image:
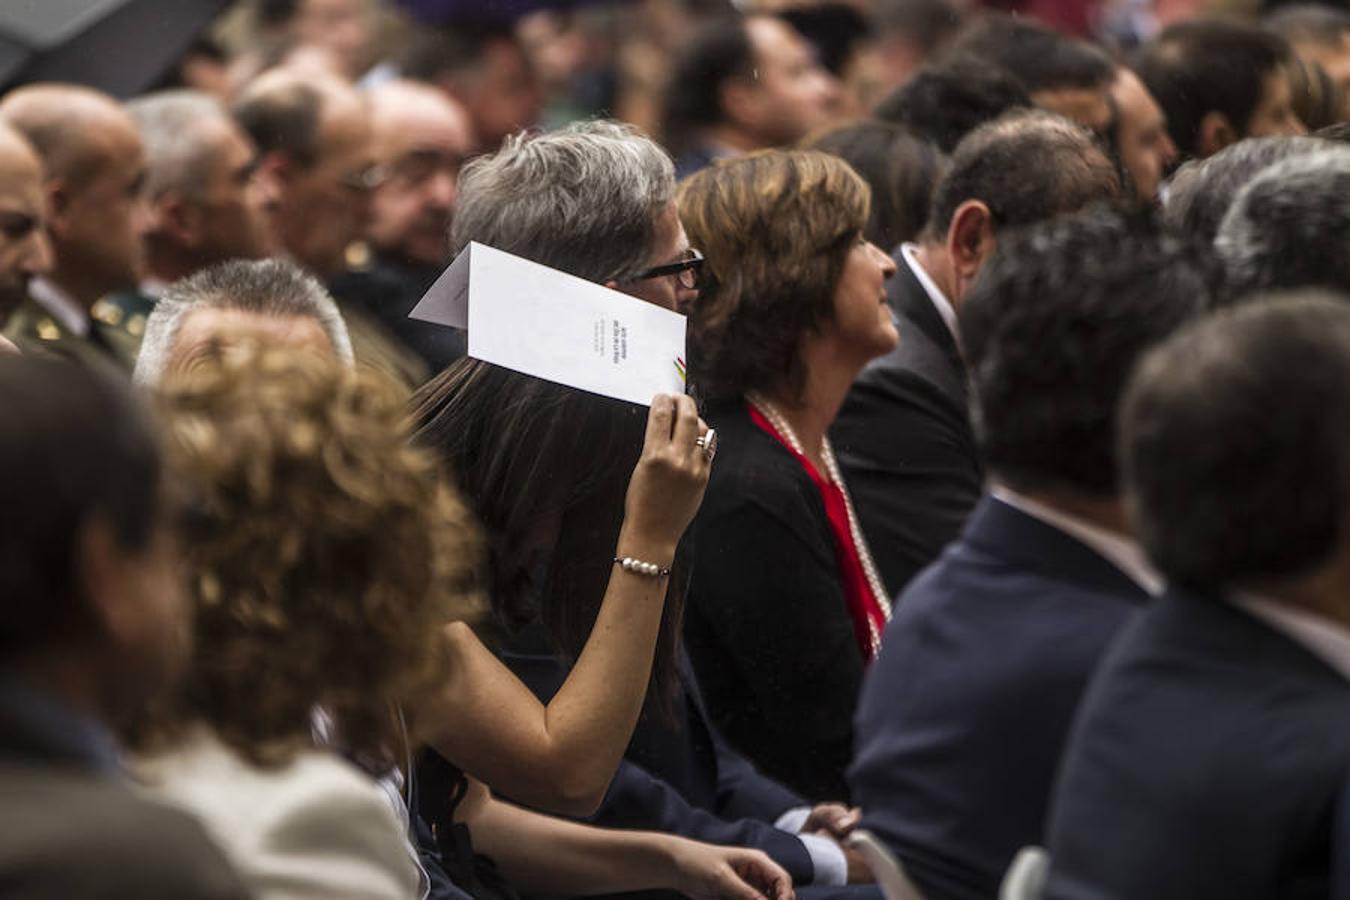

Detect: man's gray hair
[134, 259, 354, 386]
[128, 90, 235, 202]
[1162, 135, 1325, 244]
[450, 120, 675, 284]
[1215, 148, 1350, 299]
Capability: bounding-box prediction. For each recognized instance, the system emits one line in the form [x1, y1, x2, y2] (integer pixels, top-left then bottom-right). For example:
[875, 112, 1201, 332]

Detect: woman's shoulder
[701, 399, 823, 510]
[135, 728, 419, 897]
[137, 727, 372, 797]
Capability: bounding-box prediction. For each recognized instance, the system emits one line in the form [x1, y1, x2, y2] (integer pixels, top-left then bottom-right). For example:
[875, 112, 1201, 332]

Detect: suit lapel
[889, 250, 964, 374]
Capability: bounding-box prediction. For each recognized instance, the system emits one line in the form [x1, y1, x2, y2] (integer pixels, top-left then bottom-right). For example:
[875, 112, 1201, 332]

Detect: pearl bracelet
[614, 556, 672, 578]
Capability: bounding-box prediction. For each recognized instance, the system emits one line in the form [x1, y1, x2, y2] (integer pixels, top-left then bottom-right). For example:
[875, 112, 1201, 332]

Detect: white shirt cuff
[798, 833, 849, 886]
[774, 806, 811, 834]
[773, 806, 848, 886]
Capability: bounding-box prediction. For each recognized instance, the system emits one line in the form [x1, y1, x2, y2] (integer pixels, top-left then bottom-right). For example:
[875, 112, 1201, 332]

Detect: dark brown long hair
[411, 358, 686, 717]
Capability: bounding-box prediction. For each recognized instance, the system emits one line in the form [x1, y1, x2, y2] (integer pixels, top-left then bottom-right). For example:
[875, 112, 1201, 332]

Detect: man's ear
[254, 150, 293, 192]
[946, 199, 996, 298]
[1196, 111, 1238, 158]
[151, 192, 203, 249]
[45, 177, 73, 242]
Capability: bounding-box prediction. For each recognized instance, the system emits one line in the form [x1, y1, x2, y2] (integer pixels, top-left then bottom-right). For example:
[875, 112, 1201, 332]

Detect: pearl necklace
[747, 393, 893, 656]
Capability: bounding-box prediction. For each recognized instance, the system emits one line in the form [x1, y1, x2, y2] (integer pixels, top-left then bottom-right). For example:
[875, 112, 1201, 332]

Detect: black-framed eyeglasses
[629, 248, 704, 291]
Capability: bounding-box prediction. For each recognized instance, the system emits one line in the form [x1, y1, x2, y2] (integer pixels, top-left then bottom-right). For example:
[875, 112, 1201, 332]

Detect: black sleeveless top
[415, 750, 520, 900]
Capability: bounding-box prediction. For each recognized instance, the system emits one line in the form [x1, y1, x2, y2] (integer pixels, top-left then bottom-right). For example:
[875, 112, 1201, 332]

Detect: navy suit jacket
[1047, 589, 1350, 900]
[503, 639, 816, 884]
[850, 497, 1149, 900]
[831, 252, 983, 600]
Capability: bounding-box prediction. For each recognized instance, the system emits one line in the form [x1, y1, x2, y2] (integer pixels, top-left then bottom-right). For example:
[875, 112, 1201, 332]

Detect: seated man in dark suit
[831, 110, 1122, 598]
[849, 209, 1217, 900]
[1047, 294, 1350, 899]
[0, 355, 245, 898]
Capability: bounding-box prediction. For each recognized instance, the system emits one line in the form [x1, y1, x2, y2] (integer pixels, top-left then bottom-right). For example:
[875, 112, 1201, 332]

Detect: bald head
[366, 80, 474, 266]
[0, 122, 53, 325]
[1, 85, 138, 188]
[0, 84, 146, 307]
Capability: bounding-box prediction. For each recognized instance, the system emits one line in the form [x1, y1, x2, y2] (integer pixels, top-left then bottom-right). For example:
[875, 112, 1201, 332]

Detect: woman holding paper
[676, 150, 899, 802]
[139, 343, 790, 900]
[410, 358, 713, 816]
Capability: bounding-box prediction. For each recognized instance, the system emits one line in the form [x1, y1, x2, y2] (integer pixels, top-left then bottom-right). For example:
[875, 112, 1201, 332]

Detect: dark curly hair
[1122, 294, 1350, 590]
[144, 340, 483, 771]
[677, 149, 869, 403]
[959, 207, 1218, 497]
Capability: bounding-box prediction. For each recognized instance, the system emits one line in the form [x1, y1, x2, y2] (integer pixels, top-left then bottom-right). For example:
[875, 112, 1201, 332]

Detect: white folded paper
[409, 242, 688, 407]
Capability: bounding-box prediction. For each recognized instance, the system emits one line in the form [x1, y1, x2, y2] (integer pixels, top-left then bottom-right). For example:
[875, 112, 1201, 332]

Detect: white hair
[1215, 147, 1350, 298]
[133, 259, 354, 387]
[128, 90, 235, 201]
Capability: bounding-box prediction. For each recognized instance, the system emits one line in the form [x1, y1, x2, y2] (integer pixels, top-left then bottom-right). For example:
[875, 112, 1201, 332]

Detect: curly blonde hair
[151, 340, 482, 769]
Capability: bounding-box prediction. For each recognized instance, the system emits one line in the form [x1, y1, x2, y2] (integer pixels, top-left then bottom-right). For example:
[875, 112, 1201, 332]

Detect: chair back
[846, 830, 927, 900]
[1000, 846, 1050, 900]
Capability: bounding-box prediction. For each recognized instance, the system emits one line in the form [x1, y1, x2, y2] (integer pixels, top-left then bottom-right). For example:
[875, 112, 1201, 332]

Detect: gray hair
[134, 259, 354, 386]
[1215, 148, 1350, 299]
[1162, 136, 1326, 244]
[450, 120, 675, 284]
[128, 90, 235, 202]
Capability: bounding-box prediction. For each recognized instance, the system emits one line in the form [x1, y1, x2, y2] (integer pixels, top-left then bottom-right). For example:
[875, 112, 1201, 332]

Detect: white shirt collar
[991, 485, 1164, 596]
[1229, 592, 1350, 683]
[28, 277, 89, 337]
[900, 242, 959, 342]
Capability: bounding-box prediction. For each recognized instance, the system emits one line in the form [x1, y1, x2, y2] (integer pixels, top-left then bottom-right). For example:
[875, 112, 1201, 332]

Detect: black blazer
[1047, 589, 1350, 900]
[684, 398, 863, 802]
[849, 497, 1149, 900]
[831, 252, 983, 599]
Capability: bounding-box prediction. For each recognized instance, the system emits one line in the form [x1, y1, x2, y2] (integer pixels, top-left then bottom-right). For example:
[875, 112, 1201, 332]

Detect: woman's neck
[756, 342, 862, 475]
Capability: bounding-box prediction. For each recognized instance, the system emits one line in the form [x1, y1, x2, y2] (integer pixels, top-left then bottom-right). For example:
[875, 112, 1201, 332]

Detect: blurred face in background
[456, 37, 543, 153]
[0, 135, 52, 324]
[366, 84, 474, 267]
[292, 0, 376, 80]
[1112, 67, 1177, 201]
[273, 90, 374, 279]
[56, 114, 149, 300]
[729, 17, 840, 147]
[1245, 68, 1308, 137]
[1291, 34, 1350, 119]
[174, 119, 275, 265]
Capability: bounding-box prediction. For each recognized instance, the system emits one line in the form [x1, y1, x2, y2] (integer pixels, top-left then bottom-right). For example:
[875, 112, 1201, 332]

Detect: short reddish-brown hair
[677, 149, 869, 402]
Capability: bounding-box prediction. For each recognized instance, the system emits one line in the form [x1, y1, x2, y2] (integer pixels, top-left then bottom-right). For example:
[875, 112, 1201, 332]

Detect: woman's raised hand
[619, 393, 713, 563]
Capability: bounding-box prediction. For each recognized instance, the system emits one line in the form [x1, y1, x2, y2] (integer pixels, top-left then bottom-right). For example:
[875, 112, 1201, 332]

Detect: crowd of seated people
[4, 1, 1350, 898]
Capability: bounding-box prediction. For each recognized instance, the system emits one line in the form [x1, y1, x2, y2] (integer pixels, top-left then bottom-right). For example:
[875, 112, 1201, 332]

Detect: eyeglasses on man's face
[628, 248, 705, 291]
[337, 163, 389, 193]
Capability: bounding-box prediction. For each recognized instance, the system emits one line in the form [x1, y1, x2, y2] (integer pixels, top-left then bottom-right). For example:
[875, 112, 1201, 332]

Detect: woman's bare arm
[416, 394, 710, 815]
